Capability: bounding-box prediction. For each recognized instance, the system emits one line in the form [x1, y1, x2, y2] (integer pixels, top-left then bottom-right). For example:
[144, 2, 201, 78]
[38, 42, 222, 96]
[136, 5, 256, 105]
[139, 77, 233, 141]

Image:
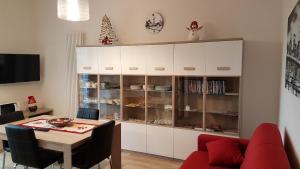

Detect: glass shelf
[122, 76, 146, 123]
[174, 76, 204, 129]
[205, 77, 240, 134]
[99, 75, 121, 120]
[78, 74, 98, 109]
[146, 76, 173, 126]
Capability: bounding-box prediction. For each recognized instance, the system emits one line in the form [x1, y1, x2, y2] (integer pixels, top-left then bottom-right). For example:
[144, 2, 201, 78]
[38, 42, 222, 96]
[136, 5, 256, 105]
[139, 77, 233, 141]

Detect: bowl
[47, 118, 73, 128]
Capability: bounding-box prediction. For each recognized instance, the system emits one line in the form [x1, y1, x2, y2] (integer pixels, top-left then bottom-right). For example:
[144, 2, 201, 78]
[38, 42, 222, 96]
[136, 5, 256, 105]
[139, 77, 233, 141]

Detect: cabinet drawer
[76, 47, 99, 74]
[174, 43, 206, 76]
[121, 122, 147, 153]
[121, 46, 146, 75]
[173, 128, 203, 160]
[146, 44, 174, 75]
[98, 47, 121, 74]
[147, 125, 173, 158]
[205, 40, 243, 76]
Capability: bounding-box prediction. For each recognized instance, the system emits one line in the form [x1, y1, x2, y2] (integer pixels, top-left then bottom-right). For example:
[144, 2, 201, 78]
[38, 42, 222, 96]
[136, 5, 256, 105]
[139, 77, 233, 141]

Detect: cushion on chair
[180, 151, 235, 169]
[206, 139, 244, 167]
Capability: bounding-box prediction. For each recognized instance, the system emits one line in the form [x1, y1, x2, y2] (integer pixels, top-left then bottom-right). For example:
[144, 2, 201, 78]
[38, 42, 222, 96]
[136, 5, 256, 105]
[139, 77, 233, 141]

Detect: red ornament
[28, 96, 37, 112]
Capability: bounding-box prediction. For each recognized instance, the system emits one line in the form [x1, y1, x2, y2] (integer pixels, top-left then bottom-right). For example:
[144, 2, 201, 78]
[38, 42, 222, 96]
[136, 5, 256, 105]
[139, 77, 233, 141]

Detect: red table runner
[18, 119, 96, 134]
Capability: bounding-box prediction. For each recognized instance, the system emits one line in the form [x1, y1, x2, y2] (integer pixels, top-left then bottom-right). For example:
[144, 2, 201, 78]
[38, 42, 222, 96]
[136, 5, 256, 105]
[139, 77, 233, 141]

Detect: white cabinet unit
[76, 39, 243, 159]
[121, 46, 147, 75]
[146, 125, 174, 158]
[121, 122, 147, 153]
[174, 43, 206, 76]
[173, 128, 203, 160]
[146, 44, 174, 75]
[205, 40, 243, 76]
[98, 47, 121, 74]
[76, 47, 99, 74]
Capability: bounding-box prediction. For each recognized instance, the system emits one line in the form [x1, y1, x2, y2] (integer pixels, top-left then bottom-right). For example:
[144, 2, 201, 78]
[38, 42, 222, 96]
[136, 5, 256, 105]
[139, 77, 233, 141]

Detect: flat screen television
[0, 54, 40, 84]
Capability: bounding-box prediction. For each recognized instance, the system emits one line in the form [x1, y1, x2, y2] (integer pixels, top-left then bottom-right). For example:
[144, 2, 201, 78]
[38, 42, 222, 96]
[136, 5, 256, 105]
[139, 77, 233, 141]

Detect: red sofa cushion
[198, 134, 249, 153]
[207, 139, 244, 167]
[180, 151, 234, 169]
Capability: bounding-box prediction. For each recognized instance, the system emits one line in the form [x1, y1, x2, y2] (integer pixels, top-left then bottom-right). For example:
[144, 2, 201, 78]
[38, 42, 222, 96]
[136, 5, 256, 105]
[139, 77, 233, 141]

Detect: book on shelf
[207, 80, 226, 95]
[182, 79, 203, 94]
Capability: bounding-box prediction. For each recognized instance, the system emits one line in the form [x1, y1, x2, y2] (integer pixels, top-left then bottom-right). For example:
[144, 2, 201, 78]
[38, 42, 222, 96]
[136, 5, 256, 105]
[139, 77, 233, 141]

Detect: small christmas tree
[99, 15, 118, 45]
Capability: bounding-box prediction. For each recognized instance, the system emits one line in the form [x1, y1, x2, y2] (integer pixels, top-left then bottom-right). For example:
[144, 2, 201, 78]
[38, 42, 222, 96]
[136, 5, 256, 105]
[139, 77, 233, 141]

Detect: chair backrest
[85, 120, 115, 168]
[5, 124, 41, 167]
[0, 111, 25, 149]
[0, 111, 24, 125]
[0, 103, 16, 115]
[77, 108, 99, 120]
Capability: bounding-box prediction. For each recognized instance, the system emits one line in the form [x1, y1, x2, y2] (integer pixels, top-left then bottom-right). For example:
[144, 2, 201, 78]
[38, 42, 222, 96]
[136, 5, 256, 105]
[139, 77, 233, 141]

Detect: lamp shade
[57, 0, 90, 21]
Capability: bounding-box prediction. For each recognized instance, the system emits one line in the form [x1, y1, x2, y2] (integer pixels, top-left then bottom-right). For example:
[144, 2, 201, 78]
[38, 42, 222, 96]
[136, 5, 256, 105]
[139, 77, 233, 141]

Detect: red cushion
[206, 139, 244, 167]
[198, 134, 249, 153]
[180, 151, 234, 169]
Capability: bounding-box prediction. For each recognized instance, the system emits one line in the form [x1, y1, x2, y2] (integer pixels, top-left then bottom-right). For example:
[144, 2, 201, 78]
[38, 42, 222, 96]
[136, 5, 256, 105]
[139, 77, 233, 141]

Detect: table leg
[63, 145, 72, 169]
[111, 124, 121, 169]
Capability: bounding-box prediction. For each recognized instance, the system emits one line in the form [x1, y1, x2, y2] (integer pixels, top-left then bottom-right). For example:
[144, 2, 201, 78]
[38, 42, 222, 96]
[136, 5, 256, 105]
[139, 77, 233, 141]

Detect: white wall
[0, 0, 41, 108]
[34, 0, 283, 138]
[280, 0, 300, 166]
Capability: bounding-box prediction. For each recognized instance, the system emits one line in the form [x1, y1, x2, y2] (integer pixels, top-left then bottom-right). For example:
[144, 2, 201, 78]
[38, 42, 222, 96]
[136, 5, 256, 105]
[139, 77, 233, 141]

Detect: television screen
[0, 54, 40, 84]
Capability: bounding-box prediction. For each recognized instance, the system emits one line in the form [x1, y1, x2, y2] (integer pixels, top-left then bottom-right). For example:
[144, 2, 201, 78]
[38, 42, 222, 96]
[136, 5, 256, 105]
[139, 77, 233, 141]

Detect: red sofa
[180, 123, 291, 169]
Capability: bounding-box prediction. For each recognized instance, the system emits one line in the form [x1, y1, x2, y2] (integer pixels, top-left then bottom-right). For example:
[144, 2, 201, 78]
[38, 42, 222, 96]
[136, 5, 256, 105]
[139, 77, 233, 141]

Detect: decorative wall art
[145, 12, 164, 34]
[186, 21, 203, 41]
[286, 1, 300, 98]
[99, 15, 118, 45]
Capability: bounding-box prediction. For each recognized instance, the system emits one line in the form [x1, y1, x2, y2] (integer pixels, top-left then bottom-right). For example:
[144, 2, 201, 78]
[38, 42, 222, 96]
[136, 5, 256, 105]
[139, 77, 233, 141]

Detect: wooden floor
[0, 150, 182, 169]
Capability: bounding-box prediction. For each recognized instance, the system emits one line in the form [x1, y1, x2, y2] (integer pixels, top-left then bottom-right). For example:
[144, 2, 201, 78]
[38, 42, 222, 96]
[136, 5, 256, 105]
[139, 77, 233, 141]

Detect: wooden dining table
[0, 115, 121, 169]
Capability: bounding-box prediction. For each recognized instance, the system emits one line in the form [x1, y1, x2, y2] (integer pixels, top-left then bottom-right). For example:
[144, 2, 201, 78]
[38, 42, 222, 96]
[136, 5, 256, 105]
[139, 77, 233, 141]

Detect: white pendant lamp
[57, 0, 90, 21]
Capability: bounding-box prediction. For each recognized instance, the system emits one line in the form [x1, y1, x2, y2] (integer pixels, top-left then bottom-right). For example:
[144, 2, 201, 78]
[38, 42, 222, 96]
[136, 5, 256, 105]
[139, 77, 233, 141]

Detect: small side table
[23, 108, 53, 118]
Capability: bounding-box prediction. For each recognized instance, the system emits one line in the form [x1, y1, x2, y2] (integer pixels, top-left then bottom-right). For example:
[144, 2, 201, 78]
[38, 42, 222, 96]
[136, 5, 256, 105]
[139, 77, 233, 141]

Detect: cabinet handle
[154, 67, 165, 71]
[184, 67, 196, 71]
[105, 67, 114, 70]
[83, 66, 92, 70]
[217, 66, 231, 71]
[129, 67, 138, 71]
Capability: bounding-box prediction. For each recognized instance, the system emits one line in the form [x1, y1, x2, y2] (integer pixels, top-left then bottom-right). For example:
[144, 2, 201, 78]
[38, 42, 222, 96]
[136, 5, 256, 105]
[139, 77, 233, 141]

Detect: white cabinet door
[147, 125, 173, 158]
[173, 128, 203, 160]
[121, 46, 147, 75]
[121, 122, 147, 153]
[98, 47, 121, 74]
[146, 44, 174, 75]
[174, 43, 206, 76]
[76, 47, 99, 74]
[205, 40, 243, 76]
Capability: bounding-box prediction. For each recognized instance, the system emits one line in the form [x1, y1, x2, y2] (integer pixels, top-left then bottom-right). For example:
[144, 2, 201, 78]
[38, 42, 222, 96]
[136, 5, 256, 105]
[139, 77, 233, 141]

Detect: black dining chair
[5, 124, 63, 169]
[60, 120, 115, 169]
[77, 108, 99, 120]
[0, 111, 24, 169]
[0, 103, 16, 115]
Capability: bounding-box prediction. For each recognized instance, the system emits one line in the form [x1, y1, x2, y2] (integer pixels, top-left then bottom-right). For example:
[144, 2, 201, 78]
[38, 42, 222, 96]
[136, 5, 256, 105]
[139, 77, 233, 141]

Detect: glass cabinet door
[205, 77, 240, 135]
[146, 76, 173, 126]
[78, 74, 98, 109]
[175, 76, 204, 130]
[122, 76, 146, 123]
[99, 75, 121, 120]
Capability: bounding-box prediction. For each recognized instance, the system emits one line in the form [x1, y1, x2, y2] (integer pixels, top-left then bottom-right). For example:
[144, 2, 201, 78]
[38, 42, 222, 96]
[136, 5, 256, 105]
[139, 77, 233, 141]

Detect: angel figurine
[187, 21, 203, 41]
